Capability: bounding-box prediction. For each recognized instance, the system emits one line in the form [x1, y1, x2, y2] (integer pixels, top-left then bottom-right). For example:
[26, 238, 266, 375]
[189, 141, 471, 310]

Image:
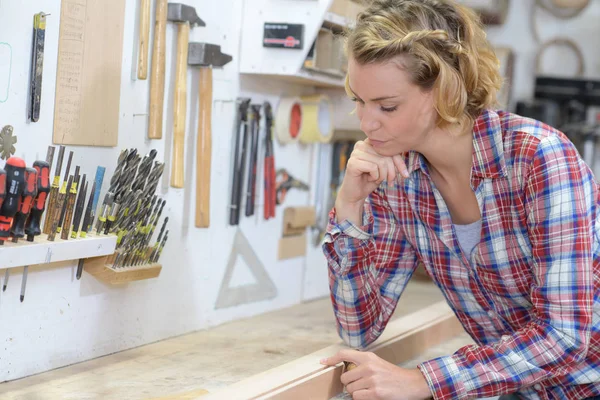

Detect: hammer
[167, 3, 205, 189]
[148, 0, 168, 140]
[188, 43, 232, 228]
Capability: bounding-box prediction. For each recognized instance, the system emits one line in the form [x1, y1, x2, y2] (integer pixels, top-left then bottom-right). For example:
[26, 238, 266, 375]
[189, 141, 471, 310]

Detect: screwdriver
[25, 161, 51, 241]
[0, 168, 7, 291]
[0, 157, 27, 243]
[12, 168, 37, 303]
[11, 167, 38, 242]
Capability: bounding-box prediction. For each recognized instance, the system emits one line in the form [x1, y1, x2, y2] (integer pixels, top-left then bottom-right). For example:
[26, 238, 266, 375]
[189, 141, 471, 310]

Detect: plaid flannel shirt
[323, 110, 600, 400]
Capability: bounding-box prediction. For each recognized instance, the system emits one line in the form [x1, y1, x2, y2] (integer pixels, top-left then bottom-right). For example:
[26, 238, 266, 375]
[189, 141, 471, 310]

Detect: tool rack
[0, 234, 116, 270]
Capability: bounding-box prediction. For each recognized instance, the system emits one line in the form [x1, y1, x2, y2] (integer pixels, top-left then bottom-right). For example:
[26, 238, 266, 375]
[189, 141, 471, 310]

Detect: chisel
[43, 145, 65, 234]
[48, 175, 72, 241]
[59, 167, 80, 239]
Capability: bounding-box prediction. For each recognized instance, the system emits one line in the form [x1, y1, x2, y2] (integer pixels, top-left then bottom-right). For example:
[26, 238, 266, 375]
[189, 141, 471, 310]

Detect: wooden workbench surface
[1, 279, 457, 400]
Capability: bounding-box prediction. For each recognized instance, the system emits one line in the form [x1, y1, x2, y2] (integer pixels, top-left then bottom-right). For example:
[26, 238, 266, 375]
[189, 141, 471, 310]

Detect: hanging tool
[188, 42, 233, 228]
[43, 145, 65, 234]
[25, 160, 50, 241]
[77, 180, 95, 239]
[48, 175, 72, 241]
[245, 104, 261, 217]
[275, 169, 310, 205]
[54, 151, 73, 233]
[58, 166, 79, 237]
[75, 181, 95, 280]
[148, 0, 168, 140]
[0, 125, 17, 160]
[62, 172, 84, 240]
[86, 166, 105, 233]
[28, 12, 49, 122]
[137, 0, 151, 79]
[70, 176, 87, 238]
[167, 3, 205, 188]
[0, 168, 6, 290]
[229, 98, 251, 226]
[263, 102, 276, 220]
[0, 157, 26, 243]
[11, 167, 38, 242]
[45, 146, 55, 172]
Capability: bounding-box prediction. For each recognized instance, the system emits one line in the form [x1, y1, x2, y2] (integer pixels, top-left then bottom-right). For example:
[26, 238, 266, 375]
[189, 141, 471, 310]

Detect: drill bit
[132, 150, 157, 192]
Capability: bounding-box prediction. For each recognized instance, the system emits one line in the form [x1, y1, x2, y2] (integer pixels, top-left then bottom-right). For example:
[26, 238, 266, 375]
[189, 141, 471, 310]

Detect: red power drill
[11, 167, 38, 241]
[25, 160, 51, 242]
[0, 157, 26, 243]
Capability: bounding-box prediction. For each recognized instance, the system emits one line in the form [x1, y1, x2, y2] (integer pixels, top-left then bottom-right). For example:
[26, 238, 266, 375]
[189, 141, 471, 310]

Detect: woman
[319, 1, 600, 399]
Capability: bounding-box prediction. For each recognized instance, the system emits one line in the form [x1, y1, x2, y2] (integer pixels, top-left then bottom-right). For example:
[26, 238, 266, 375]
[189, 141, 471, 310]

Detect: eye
[380, 106, 398, 113]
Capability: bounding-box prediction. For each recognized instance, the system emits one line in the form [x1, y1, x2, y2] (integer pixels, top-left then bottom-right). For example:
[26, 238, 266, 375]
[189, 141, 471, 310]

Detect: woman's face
[347, 56, 438, 157]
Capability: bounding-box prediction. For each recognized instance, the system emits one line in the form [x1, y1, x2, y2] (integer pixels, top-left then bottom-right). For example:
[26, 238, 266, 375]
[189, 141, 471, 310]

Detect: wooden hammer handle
[137, 0, 151, 79]
[195, 67, 212, 228]
[170, 23, 189, 189]
[148, 0, 167, 140]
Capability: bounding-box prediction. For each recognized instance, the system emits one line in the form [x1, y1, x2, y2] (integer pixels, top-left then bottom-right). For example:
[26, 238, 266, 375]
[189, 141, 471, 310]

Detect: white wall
[0, 0, 334, 382]
[1, 0, 598, 383]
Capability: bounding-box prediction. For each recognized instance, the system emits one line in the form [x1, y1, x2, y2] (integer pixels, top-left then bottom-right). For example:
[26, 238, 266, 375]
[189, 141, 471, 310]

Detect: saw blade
[0, 125, 17, 160]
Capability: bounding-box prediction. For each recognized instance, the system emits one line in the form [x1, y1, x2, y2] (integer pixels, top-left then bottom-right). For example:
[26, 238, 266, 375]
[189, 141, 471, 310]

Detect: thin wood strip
[197, 301, 462, 400]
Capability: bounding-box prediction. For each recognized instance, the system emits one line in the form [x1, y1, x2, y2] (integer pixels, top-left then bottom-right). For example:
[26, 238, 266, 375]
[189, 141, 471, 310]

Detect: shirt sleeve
[322, 186, 419, 349]
[418, 135, 597, 399]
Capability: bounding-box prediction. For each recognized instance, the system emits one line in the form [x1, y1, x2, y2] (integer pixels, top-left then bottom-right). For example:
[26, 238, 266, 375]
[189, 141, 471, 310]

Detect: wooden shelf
[1, 234, 117, 270]
[84, 255, 162, 284]
[243, 68, 345, 88]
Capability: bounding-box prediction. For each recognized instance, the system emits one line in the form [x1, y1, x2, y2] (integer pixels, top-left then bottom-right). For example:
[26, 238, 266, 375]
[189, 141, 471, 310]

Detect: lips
[369, 139, 387, 146]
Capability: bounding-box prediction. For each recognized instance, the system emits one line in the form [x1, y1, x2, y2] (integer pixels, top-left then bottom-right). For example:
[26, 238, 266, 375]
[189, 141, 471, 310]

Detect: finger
[345, 375, 369, 395]
[352, 389, 371, 400]
[386, 157, 396, 187]
[392, 154, 409, 178]
[357, 139, 380, 156]
[340, 364, 367, 386]
[353, 152, 387, 184]
[320, 349, 366, 367]
[346, 158, 379, 182]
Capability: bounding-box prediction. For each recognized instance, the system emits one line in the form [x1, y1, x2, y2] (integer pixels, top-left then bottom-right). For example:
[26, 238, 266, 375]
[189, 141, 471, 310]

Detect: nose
[357, 104, 381, 135]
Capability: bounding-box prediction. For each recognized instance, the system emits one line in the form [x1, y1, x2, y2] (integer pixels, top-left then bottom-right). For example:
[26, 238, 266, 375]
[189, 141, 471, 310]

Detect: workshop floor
[0, 277, 472, 400]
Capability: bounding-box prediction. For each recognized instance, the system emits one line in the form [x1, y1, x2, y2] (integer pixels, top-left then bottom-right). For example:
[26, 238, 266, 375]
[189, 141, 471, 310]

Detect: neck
[417, 121, 473, 181]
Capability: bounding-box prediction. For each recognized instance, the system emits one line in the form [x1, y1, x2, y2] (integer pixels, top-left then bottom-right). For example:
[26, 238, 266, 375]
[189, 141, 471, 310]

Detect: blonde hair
[344, 0, 503, 129]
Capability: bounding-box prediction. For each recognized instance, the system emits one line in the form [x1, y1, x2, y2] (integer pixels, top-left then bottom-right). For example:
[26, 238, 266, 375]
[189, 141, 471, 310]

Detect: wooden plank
[199, 301, 463, 400]
[53, 0, 126, 147]
[150, 389, 210, 399]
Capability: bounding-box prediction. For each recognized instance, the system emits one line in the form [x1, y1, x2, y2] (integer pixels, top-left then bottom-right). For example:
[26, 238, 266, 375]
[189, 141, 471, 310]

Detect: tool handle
[264, 155, 275, 219]
[195, 67, 212, 228]
[148, 0, 167, 140]
[137, 0, 151, 79]
[61, 192, 77, 240]
[0, 158, 26, 240]
[171, 23, 190, 189]
[245, 117, 260, 217]
[42, 184, 58, 234]
[0, 169, 7, 212]
[11, 168, 38, 239]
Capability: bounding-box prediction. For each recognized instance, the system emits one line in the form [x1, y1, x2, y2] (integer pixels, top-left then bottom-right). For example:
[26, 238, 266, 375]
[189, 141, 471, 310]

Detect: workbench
[0, 278, 473, 400]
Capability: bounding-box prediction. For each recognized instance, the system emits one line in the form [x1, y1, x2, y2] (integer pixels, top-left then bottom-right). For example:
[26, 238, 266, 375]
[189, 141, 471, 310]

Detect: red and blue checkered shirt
[323, 110, 600, 399]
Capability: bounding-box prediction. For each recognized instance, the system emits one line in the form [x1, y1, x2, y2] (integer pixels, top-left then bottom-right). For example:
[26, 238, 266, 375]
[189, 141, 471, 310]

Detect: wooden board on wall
[53, 0, 126, 147]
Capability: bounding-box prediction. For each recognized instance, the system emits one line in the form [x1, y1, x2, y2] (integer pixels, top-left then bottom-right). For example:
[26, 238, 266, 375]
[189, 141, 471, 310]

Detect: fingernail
[320, 358, 328, 364]
[402, 171, 409, 178]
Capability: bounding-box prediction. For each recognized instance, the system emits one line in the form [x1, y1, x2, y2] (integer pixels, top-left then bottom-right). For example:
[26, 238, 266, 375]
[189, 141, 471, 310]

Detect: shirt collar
[406, 109, 506, 179]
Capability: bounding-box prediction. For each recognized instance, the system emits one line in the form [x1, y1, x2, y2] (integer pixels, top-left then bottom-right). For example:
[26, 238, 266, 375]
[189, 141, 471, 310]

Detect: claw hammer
[167, 3, 205, 188]
[188, 43, 232, 228]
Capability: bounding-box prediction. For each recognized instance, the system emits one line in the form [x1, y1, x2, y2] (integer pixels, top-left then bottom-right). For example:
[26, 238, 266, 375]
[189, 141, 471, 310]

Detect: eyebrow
[348, 85, 400, 102]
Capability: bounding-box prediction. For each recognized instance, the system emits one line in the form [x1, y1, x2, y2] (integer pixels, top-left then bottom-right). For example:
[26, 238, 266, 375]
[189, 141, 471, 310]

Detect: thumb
[320, 349, 364, 366]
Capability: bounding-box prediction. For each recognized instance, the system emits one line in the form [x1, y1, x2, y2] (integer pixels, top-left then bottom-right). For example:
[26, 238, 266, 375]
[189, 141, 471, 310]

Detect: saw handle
[171, 23, 190, 189]
[148, 0, 167, 140]
[195, 67, 212, 228]
[137, 0, 151, 79]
